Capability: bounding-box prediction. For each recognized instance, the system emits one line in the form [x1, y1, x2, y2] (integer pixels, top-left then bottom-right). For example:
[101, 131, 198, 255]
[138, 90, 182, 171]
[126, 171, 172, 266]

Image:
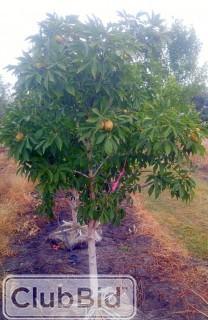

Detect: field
[142, 174, 208, 259]
[0, 149, 207, 319]
[142, 140, 208, 260]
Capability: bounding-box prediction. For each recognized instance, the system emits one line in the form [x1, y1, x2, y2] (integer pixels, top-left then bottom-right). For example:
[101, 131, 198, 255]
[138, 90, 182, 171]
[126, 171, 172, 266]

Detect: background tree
[0, 13, 207, 283]
[0, 76, 9, 118]
[167, 20, 201, 83]
[118, 12, 208, 120]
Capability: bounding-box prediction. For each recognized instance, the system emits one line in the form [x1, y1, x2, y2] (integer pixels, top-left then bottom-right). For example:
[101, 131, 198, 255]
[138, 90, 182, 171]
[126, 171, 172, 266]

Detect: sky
[1, 0, 208, 85]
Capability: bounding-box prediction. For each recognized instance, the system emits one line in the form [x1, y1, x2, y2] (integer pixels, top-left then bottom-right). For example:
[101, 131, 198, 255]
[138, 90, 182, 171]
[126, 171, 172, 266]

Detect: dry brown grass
[192, 138, 208, 170]
[0, 152, 35, 258]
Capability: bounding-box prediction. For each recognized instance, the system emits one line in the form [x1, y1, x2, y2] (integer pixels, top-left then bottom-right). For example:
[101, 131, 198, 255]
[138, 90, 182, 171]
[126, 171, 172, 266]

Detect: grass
[0, 152, 35, 259]
[142, 174, 208, 259]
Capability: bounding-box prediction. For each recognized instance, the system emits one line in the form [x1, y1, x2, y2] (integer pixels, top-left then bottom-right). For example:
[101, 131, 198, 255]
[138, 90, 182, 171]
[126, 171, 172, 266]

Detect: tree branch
[139, 181, 152, 189]
[190, 289, 208, 305]
[74, 170, 89, 178]
[93, 157, 109, 177]
[189, 305, 208, 318]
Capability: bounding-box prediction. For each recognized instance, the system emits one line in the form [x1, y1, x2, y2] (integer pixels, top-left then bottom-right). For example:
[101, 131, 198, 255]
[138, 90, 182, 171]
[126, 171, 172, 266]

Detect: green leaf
[43, 74, 49, 90]
[55, 136, 63, 150]
[164, 142, 172, 155]
[148, 184, 154, 196]
[66, 85, 75, 96]
[77, 62, 89, 74]
[92, 108, 101, 116]
[35, 129, 44, 139]
[42, 136, 55, 153]
[25, 138, 32, 151]
[104, 139, 113, 155]
[96, 133, 106, 144]
[48, 170, 53, 183]
[57, 63, 66, 71]
[48, 71, 55, 83]
[91, 58, 97, 79]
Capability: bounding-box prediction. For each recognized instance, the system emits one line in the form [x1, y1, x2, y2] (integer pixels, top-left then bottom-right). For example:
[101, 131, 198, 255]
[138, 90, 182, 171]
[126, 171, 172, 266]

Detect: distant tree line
[192, 95, 208, 121]
[0, 76, 9, 117]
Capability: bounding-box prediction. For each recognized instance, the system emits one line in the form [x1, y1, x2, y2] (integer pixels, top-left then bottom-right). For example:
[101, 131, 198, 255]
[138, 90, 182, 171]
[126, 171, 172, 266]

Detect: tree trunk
[88, 220, 98, 275]
[71, 207, 78, 224]
[87, 146, 99, 303]
[88, 219, 98, 301]
[88, 166, 98, 277]
[70, 189, 79, 224]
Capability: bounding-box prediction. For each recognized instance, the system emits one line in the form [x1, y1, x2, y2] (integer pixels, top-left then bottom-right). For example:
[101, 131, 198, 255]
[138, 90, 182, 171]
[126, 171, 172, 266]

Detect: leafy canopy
[0, 13, 207, 222]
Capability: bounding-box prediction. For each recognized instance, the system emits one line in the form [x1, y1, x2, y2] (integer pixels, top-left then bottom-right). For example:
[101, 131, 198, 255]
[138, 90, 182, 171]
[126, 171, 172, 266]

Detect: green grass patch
[142, 175, 208, 259]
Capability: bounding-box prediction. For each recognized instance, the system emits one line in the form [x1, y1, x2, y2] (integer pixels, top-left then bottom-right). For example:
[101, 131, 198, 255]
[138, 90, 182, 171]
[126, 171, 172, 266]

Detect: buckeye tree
[0, 13, 207, 280]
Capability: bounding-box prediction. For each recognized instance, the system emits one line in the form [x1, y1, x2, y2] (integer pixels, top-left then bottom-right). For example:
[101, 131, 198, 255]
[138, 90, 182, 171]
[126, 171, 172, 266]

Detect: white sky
[1, 0, 208, 85]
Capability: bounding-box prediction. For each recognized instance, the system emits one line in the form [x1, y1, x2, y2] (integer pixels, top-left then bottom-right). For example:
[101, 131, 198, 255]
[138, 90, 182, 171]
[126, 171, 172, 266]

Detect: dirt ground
[0, 191, 207, 320]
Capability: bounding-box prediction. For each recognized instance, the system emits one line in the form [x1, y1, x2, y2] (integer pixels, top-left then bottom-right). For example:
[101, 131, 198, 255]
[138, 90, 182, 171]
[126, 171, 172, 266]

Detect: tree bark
[87, 144, 99, 301]
[88, 220, 98, 275]
[71, 208, 77, 224]
[88, 219, 99, 304]
[69, 189, 79, 224]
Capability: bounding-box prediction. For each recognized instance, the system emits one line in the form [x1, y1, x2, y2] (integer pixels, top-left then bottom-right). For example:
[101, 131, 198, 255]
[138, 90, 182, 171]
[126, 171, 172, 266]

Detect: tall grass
[142, 175, 208, 260]
[0, 153, 34, 258]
